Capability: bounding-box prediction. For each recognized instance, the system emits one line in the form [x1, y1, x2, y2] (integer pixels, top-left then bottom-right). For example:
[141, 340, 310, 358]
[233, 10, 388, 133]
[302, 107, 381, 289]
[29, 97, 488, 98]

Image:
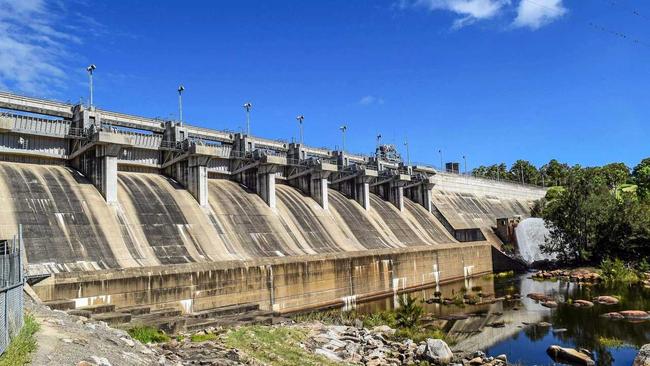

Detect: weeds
[128, 326, 170, 343]
[0, 314, 40, 366]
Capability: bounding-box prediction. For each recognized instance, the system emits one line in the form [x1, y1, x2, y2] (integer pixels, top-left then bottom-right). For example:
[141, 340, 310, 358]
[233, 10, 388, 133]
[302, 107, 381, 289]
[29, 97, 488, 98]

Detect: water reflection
[356, 274, 650, 366]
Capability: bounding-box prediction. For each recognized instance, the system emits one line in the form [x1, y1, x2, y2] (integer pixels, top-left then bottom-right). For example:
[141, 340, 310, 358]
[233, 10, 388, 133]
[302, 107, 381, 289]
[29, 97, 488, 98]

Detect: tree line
[471, 159, 634, 188]
[531, 157, 650, 264]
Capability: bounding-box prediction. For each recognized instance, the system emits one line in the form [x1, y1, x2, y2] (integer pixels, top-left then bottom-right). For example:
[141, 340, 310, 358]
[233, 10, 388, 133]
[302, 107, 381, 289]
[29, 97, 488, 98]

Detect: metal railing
[0, 226, 24, 356]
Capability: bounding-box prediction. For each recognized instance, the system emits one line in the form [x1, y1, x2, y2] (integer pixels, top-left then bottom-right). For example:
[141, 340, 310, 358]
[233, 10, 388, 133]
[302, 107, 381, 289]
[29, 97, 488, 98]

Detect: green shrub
[600, 258, 638, 283]
[0, 314, 40, 366]
[362, 311, 396, 329]
[396, 294, 423, 329]
[128, 326, 170, 343]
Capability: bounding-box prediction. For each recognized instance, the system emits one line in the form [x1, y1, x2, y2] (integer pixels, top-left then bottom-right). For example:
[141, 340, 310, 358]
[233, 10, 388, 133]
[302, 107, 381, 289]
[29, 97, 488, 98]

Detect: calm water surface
[356, 274, 650, 366]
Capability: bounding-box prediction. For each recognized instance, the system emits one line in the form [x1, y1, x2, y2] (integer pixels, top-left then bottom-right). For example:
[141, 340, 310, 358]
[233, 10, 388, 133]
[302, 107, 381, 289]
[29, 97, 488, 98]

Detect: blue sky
[1, 0, 648, 170]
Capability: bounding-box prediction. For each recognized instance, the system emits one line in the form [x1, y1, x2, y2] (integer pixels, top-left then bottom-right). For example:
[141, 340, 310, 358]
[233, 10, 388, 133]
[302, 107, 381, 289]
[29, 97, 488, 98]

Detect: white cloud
[0, 0, 81, 94]
[359, 95, 385, 106]
[407, 0, 510, 29]
[513, 0, 566, 30]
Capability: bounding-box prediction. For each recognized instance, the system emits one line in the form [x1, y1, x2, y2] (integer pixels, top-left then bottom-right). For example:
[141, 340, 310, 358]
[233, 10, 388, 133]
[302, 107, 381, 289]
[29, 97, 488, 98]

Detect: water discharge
[515, 217, 555, 264]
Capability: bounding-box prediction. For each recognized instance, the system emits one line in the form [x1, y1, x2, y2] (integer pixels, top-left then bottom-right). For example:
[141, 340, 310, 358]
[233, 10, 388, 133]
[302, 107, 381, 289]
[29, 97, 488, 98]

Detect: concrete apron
[33, 242, 492, 315]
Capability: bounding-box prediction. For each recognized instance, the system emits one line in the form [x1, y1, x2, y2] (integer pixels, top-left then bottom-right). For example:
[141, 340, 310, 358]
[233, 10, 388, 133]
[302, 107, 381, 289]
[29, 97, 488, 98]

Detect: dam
[0, 91, 545, 318]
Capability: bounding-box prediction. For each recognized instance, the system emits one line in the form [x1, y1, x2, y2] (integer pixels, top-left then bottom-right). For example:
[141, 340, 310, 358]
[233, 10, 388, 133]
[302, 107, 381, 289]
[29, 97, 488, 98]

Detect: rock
[421, 339, 453, 365]
[372, 325, 396, 336]
[468, 356, 483, 365]
[88, 356, 112, 366]
[120, 337, 135, 347]
[573, 300, 594, 308]
[547, 345, 595, 366]
[594, 296, 619, 305]
[538, 322, 552, 327]
[496, 354, 507, 362]
[489, 321, 505, 328]
[634, 344, 650, 366]
[621, 310, 650, 320]
[601, 312, 625, 319]
[542, 301, 558, 308]
[77, 362, 96, 366]
[527, 292, 548, 301]
[62, 338, 74, 343]
[552, 328, 568, 333]
[315, 348, 343, 362]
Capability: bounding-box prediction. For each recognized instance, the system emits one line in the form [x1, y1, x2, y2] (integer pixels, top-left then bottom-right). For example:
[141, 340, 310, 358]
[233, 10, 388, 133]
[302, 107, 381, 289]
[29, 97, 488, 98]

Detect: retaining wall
[32, 242, 492, 314]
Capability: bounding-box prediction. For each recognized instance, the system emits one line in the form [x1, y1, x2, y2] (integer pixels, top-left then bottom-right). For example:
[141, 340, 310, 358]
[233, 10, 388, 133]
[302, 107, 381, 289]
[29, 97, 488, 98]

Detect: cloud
[359, 95, 385, 106]
[404, 0, 511, 29]
[0, 0, 82, 94]
[513, 0, 566, 30]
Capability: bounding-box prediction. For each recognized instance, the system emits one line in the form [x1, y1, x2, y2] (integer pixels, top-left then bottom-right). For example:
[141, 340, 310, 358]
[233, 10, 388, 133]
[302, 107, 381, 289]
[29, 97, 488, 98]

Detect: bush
[396, 294, 423, 329]
[600, 258, 638, 283]
[128, 326, 170, 343]
[0, 314, 40, 366]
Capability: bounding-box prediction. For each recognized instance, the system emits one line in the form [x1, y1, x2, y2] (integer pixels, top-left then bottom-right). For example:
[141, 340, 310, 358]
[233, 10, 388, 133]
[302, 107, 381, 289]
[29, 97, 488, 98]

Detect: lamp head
[86, 64, 96, 73]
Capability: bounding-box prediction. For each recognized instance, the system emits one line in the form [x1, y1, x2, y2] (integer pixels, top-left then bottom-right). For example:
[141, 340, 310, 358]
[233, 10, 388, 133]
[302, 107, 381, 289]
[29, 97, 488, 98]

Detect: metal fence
[0, 227, 24, 355]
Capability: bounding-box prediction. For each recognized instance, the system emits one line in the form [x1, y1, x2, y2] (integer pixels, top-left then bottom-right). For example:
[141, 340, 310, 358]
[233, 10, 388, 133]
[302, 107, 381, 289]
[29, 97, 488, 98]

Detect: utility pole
[177, 85, 185, 126]
[339, 125, 347, 152]
[86, 64, 96, 109]
[243, 102, 253, 135]
[296, 115, 304, 145]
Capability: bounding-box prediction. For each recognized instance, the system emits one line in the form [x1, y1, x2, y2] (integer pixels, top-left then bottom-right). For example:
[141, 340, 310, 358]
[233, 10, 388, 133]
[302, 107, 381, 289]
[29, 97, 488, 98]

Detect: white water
[515, 218, 555, 263]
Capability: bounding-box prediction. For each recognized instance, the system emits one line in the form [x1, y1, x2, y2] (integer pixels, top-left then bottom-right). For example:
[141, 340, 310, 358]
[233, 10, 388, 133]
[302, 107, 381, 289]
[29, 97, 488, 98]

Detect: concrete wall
[430, 173, 546, 231]
[32, 243, 492, 314]
[0, 162, 459, 275]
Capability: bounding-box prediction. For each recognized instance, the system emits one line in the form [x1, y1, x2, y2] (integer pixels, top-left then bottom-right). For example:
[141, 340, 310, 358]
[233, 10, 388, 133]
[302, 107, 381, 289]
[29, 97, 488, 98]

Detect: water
[516, 218, 555, 263]
[357, 274, 650, 366]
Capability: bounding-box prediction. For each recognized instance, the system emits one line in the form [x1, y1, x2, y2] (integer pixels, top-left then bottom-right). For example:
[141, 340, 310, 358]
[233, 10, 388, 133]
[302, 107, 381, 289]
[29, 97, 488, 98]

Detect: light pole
[243, 102, 253, 135]
[86, 64, 96, 108]
[438, 149, 443, 171]
[177, 85, 185, 126]
[376, 134, 382, 158]
[463, 155, 467, 175]
[296, 115, 304, 145]
[404, 137, 410, 167]
[339, 125, 347, 152]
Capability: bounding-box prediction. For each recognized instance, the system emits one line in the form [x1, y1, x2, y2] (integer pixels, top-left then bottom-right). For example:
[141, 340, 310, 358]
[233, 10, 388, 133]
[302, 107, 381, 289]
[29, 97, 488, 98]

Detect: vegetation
[223, 326, 342, 366]
[128, 325, 170, 343]
[395, 294, 423, 329]
[598, 336, 637, 349]
[533, 157, 650, 265]
[190, 333, 218, 342]
[599, 258, 638, 283]
[0, 314, 40, 366]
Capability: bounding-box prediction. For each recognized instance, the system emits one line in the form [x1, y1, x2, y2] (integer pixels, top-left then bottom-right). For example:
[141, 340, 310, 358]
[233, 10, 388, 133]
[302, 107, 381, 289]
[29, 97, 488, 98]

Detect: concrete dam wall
[0, 161, 456, 275]
[0, 91, 546, 316]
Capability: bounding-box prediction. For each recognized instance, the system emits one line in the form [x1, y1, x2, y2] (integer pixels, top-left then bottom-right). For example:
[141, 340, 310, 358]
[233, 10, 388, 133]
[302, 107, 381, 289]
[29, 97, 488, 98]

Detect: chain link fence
[0, 228, 24, 355]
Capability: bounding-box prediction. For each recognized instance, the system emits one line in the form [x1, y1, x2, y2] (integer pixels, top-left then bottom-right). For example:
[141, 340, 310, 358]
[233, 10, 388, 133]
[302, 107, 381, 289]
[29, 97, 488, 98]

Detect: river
[355, 273, 650, 365]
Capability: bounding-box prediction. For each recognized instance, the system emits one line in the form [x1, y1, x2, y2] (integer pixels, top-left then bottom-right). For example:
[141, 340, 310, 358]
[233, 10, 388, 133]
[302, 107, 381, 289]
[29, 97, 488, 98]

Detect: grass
[599, 336, 637, 349]
[223, 325, 345, 366]
[0, 314, 40, 366]
[190, 333, 218, 342]
[128, 325, 170, 343]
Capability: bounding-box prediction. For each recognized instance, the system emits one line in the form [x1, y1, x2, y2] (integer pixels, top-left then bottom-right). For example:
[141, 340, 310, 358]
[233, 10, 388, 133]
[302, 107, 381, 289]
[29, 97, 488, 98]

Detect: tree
[599, 163, 630, 190]
[633, 158, 650, 199]
[509, 160, 539, 185]
[540, 159, 570, 186]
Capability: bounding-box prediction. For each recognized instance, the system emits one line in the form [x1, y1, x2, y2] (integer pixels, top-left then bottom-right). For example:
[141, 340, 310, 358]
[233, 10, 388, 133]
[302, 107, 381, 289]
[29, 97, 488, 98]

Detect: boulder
[527, 293, 548, 301]
[547, 345, 595, 366]
[634, 344, 650, 366]
[542, 301, 558, 308]
[620, 310, 650, 321]
[600, 312, 624, 319]
[573, 300, 594, 308]
[421, 339, 453, 365]
[594, 296, 619, 305]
